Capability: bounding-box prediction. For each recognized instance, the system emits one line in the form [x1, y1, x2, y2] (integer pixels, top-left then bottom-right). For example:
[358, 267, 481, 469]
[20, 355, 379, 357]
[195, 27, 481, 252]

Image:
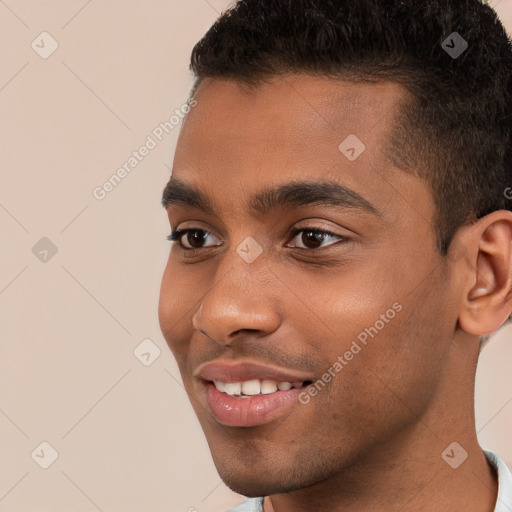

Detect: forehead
[170, 75, 433, 225]
[176, 75, 407, 174]
[187, 75, 407, 138]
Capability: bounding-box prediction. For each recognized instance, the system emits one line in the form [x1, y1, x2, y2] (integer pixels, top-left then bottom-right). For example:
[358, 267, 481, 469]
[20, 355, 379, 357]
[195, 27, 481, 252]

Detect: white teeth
[214, 380, 226, 393]
[214, 379, 303, 396]
[241, 379, 261, 396]
[261, 380, 278, 394]
[223, 382, 242, 395]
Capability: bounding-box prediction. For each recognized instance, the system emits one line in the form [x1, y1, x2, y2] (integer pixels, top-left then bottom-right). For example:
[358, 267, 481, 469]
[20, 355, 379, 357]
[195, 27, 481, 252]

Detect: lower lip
[204, 382, 305, 427]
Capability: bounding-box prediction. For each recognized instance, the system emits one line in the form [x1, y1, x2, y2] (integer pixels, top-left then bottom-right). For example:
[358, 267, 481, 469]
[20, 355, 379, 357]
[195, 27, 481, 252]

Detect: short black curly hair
[189, 0, 512, 257]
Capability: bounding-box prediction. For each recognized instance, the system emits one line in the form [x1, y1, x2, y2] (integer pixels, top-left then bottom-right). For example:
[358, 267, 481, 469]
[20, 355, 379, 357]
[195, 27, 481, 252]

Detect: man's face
[159, 76, 457, 496]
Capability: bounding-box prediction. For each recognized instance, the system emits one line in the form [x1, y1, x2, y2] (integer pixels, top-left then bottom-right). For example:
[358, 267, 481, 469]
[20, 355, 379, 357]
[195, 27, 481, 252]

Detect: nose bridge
[192, 247, 280, 344]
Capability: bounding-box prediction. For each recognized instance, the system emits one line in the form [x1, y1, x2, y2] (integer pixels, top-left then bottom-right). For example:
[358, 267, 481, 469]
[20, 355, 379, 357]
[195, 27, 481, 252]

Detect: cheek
[158, 261, 198, 363]
[281, 261, 400, 356]
[334, 284, 451, 433]
[292, 260, 449, 415]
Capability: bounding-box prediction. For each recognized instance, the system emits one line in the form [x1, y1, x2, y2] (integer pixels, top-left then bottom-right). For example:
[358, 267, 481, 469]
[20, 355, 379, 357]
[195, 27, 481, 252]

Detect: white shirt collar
[485, 451, 512, 512]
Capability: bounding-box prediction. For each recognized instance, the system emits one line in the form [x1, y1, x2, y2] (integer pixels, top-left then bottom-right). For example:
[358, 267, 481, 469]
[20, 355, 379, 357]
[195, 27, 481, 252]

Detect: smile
[213, 379, 309, 397]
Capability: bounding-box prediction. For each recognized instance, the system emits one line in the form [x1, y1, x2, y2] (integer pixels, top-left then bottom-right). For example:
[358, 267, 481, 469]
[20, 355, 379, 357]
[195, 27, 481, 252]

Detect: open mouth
[213, 379, 313, 397]
[197, 361, 316, 426]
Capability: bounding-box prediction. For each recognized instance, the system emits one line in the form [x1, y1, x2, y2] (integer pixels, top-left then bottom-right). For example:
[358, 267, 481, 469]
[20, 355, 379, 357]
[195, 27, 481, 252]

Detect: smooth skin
[159, 75, 512, 512]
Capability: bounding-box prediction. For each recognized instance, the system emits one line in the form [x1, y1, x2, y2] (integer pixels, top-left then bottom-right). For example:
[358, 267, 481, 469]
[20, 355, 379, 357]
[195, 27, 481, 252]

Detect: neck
[265, 341, 498, 512]
[266, 430, 497, 512]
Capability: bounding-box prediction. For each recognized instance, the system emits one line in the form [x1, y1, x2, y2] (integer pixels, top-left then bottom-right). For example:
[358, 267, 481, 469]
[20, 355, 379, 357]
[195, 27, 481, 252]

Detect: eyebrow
[161, 176, 382, 218]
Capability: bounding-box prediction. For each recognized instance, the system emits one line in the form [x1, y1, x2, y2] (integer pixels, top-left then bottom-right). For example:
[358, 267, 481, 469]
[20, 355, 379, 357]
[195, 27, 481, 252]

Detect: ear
[455, 210, 512, 336]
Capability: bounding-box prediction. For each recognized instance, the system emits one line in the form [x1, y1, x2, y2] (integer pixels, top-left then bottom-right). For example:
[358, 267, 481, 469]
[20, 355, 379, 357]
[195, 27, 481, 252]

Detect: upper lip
[196, 360, 314, 383]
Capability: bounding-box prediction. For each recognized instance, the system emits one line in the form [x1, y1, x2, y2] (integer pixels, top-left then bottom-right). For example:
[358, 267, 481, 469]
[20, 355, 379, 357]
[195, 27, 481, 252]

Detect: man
[158, 0, 512, 510]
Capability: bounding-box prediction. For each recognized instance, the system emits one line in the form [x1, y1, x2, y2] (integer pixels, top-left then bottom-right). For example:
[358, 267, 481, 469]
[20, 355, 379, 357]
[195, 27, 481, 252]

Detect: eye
[167, 228, 220, 250]
[166, 226, 347, 252]
[287, 228, 346, 250]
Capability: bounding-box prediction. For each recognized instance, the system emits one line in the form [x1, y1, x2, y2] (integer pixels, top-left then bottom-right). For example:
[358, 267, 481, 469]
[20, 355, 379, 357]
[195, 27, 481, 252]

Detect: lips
[197, 361, 314, 384]
[196, 361, 315, 427]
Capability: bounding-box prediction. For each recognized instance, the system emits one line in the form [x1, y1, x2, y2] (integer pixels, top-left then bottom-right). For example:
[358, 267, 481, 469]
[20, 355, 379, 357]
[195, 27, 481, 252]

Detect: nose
[191, 257, 281, 346]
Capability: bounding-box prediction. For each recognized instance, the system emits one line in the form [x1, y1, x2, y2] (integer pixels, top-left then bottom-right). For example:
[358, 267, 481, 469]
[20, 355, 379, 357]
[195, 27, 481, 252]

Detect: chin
[218, 470, 292, 498]
[212, 452, 332, 498]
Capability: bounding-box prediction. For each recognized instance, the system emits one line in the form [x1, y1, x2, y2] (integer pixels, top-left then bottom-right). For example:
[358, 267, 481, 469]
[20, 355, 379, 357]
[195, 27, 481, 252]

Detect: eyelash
[166, 227, 346, 252]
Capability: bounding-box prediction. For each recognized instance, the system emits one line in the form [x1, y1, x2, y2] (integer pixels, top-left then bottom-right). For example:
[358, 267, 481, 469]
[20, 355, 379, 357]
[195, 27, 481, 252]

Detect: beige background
[0, 1, 511, 511]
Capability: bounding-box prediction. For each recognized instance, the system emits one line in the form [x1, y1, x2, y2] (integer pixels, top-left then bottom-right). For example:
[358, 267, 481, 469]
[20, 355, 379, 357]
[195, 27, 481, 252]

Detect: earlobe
[457, 211, 512, 336]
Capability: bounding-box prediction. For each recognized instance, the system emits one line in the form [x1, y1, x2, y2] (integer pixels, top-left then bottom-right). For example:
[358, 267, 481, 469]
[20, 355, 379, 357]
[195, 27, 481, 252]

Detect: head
[159, 0, 512, 498]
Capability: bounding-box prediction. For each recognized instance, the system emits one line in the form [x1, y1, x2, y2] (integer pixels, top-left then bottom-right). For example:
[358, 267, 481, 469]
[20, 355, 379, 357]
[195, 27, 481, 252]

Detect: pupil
[303, 230, 323, 248]
[188, 230, 207, 248]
